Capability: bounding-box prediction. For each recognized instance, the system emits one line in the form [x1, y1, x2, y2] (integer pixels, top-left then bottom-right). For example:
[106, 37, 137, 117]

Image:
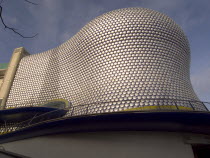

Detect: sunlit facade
[0, 8, 209, 158]
[5, 8, 206, 112]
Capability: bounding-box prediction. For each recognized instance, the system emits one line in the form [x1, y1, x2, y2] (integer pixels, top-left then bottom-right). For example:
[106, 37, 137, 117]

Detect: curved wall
[6, 8, 206, 112]
[1, 132, 195, 158]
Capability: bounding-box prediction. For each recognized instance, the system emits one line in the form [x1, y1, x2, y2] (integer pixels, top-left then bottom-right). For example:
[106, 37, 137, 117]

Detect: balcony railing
[0, 98, 209, 135]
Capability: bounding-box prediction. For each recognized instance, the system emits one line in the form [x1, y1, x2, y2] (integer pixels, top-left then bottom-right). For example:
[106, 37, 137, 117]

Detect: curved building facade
[6, 8, 206, 112]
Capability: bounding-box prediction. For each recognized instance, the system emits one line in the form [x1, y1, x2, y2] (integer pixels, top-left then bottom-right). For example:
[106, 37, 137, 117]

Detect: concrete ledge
[1, 111, 210, 144]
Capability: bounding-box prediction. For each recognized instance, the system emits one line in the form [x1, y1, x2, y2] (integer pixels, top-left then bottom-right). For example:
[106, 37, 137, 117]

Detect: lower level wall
[1, 131, 195, 158]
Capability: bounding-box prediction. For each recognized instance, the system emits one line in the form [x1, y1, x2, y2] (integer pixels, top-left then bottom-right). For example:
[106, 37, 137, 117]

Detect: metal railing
[0, 98, 209, 135]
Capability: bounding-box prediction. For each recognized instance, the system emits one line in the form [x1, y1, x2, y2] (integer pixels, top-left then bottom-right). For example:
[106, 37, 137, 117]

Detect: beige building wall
[0, 47, 29, 108]
[1, 131, 197, 158]
[0, 68, 7, 106]
[0, 69, 6, 88]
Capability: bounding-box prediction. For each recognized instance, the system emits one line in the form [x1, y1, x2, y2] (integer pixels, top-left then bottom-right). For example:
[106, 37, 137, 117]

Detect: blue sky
[0, 0, 209, 102]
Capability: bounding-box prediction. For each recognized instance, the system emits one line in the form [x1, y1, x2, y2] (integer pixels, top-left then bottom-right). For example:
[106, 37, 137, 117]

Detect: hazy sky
[0, 0, 209, 102]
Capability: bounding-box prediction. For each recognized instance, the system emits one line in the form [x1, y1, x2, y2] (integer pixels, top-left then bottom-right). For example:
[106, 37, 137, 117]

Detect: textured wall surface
[1, 132, 195, 158]
[6, 8, 206, 112]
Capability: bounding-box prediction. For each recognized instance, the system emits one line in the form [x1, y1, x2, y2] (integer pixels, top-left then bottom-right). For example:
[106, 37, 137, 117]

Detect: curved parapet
[6, 8, 206, 112]
[0, 99, 69, 135]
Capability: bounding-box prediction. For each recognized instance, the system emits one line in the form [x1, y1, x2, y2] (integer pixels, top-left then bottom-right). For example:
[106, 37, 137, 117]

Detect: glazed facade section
[6, 8, 206, 112]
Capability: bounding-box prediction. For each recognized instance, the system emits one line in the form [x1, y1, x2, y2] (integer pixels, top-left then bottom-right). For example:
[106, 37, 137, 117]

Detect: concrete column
[0, 47, 30, 109]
